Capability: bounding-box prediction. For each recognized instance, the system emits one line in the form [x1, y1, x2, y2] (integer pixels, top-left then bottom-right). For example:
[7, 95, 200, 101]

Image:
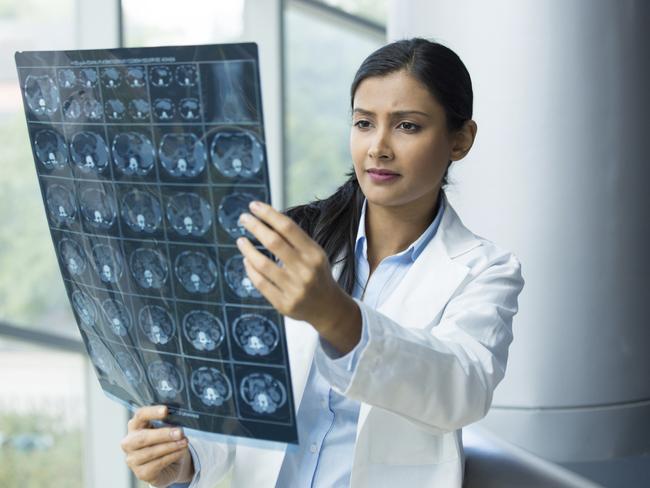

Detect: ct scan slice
[16, 42, 297, 445]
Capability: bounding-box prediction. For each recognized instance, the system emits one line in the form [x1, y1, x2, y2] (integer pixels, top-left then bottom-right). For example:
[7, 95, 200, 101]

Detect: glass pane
[315, 0, 387, 26]
[0, 0, 77, 336]
[284, 6, 384, 206]
[0, 337, 86, 487]
[122, 0, 245, 47]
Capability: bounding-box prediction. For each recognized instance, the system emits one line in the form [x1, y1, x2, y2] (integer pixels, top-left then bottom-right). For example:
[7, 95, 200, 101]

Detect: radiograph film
[16, 43, 297, 444]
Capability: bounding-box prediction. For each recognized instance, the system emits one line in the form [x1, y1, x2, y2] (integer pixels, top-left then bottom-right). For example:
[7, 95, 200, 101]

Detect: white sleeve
[321, 250, 524, 434]
[185, 434, 235, 488]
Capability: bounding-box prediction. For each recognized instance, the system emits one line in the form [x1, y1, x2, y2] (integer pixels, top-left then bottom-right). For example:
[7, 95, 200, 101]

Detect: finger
[238, 212, 295, 265]
[123, 427, 185, 452]
[242, 257, 286, 310]
[248, 201, 314, 252]
[134, 448, 187, 483]
[127, 439, 188, 467]
[236, 237, 290, 291]
[128, 405, 168, 432]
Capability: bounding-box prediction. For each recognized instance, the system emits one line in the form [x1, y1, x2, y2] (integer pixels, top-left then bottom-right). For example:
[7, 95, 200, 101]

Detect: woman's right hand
[121, 405, 195, 487]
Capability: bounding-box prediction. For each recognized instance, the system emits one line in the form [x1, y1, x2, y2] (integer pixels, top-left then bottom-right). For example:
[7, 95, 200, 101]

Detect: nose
[367, 126, 394, 160]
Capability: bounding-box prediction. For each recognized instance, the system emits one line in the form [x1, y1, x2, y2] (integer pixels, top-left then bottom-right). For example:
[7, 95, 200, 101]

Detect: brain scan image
[128, 98, 150, 120]
[59, 238, 86, 276]
[34, 129, 68, 170]
[45, 184, 76, 226]
[233, 314, 279, 357]
[147, 360, 184, 400]
[82, 98, 103, 120]
[166, 193, 212, 237]
[24, 74, 60, 116]
[217, 191, 260, 239]
[16, 46, 297, 443]
[121, 189, 162, 233]
[115, 351, 144, 386]
[77, 68, 98, 88]
[129, 248, 168, 289]
[224, 255, 262, 299]
[139, 305, 175, 345]
[174, 251, 218, 294]
[191, 367, 231, 407]
[175, 64, 198, 87]
[153, 98, 174, 120]
[182, 310, 224, 351]
[180, 98, 200, 121]
[80, 188, 117, 229]
[88, 337, 114, 376]
[70, 131, 109, 173]
[240, 372, 287, 414]
[126, 66, 146, 88]
[210, 130, 263, 178]
[57, 68, 76, 88]
[91, 243, 124, 284]
[159, 133, 206, 178]
[112, 132, 155, 176]
[149, 65, 172, 87]
[62, 96, 82, 120]
[105, 98, 126, 121]
[101, 67, 122, 88]
[71, 290, 98, 330]
[101, 298, 132, 337]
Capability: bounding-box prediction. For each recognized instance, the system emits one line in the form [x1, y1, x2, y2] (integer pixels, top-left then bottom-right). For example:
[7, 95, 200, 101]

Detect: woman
[121, 38, 524, 487]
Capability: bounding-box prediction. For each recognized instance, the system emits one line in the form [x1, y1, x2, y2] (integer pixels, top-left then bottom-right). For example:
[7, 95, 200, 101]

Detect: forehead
[353, 70, 442, 114]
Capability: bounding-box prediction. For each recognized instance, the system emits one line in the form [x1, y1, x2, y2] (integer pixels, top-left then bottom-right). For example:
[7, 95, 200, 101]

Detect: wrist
[314, 291, 362, 355]
[174, 448, 195, 483]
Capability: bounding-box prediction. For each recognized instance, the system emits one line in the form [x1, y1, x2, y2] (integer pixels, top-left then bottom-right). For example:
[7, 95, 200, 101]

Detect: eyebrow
[353, 108, 431, 118]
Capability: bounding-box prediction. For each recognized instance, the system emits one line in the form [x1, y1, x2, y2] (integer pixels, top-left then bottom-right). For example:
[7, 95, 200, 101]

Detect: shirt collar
[355, 191, 446, 263]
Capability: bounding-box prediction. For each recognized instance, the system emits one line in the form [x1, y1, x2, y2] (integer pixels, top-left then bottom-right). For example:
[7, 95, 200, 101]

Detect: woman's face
[350, 69, 454, 210]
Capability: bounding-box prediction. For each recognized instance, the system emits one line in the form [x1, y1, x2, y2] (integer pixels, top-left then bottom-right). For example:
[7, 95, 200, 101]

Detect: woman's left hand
[235, 200, 353, 337]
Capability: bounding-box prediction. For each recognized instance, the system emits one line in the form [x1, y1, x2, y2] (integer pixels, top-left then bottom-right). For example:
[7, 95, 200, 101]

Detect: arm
[315, 250, 524, 434]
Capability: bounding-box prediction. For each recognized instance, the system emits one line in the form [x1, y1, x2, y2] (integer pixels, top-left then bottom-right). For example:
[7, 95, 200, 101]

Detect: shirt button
[310, 443, 318, 453]
[320, 398, 328, 408]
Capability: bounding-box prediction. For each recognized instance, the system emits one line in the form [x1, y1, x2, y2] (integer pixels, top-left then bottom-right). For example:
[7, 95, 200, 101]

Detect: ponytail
[284, 167, 364, 294]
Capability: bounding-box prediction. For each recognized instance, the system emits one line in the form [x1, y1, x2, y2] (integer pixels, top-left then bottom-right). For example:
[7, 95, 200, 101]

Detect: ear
[450, 120, 478, 161]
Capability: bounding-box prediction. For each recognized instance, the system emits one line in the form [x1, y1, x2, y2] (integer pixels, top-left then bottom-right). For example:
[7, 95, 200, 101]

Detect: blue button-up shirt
[275, 192, 445, 487]
[179, 192, 445, 488]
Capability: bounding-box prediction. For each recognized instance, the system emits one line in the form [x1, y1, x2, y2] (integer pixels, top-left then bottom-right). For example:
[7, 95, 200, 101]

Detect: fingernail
[238, 212, 251, 224]
[249, 201, 262, 211]
[171, 429, 181, 439]
[159, 406, 166, 415]
[177, 439, 187, 446]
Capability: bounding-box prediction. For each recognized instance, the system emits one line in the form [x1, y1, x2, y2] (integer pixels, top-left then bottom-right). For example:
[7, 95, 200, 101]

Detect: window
[284, 4, 384, 206]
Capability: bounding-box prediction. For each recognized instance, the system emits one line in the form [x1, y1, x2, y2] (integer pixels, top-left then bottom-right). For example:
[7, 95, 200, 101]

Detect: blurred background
[0, 0, 647, 487]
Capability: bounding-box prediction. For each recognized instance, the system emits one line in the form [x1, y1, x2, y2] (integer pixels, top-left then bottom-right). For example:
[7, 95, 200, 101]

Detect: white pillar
[388, 0, 650, 462]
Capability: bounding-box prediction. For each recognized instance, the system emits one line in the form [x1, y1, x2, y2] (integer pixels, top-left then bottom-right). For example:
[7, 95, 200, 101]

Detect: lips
[367, 168, 399, 176]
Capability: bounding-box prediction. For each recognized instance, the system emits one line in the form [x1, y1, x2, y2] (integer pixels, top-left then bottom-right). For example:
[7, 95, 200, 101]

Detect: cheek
[349, 131, 365, 165]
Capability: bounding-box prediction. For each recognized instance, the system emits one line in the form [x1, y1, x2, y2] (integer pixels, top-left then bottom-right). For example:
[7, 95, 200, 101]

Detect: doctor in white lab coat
[122, 38, 524, 488]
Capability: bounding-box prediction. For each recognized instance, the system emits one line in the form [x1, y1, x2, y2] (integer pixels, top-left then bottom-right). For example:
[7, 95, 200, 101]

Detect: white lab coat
[183, 191, 524, 487]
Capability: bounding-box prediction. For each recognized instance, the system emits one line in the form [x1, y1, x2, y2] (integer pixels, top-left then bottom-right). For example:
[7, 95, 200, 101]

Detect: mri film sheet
[15, 43, 298, 445]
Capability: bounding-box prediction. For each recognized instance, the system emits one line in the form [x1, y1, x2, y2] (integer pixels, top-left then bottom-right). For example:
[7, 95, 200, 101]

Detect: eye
[353, 119, 371, 129]
[398, 121, 420, 131]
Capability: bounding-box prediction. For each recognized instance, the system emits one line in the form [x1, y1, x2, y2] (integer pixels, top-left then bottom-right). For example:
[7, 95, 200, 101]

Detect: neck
[365, 189, 441, 269]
